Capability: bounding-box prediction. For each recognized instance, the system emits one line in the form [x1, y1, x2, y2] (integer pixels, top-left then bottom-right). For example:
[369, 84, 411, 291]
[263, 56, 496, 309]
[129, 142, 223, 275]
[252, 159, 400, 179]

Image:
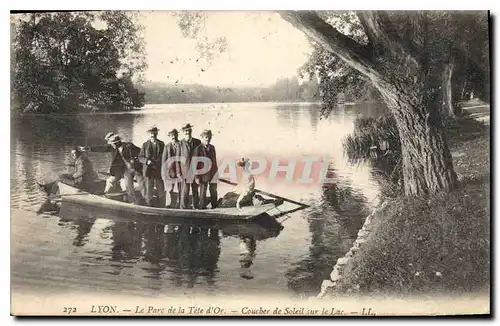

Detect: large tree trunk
[377, 83, 458, 195]
[375, 71, 458, 195]
[280, 11, 459, 196]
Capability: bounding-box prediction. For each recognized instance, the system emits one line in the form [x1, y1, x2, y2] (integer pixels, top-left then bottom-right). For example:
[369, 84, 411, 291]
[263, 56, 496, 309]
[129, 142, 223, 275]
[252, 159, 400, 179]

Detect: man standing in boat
[179, 123, 201, 209]
[162, 128, 183, 208]
[139, 126, 166, 207]
[193, 129, 219, 209]
[104, 134, 145, 204]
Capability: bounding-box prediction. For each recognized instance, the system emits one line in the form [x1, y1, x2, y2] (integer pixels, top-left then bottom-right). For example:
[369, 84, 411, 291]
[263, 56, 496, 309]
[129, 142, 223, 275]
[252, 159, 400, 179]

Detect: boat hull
[57, 182, 279, 221]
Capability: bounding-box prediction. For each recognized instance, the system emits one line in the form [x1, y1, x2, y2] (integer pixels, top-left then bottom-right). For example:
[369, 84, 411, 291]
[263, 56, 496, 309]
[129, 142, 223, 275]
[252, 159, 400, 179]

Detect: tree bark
[375, 74, 458, 195]
[377, 84, 457, 195]
[280, 11, 459, 196]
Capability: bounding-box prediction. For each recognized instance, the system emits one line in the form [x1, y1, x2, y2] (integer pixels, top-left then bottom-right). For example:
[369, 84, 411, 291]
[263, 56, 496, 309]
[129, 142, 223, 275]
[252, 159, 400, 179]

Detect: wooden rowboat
[57, 182, 282, 221]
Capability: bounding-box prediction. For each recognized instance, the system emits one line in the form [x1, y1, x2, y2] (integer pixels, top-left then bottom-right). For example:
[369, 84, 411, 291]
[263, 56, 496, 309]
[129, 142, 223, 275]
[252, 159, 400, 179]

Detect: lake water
[11, 102, 386, 299]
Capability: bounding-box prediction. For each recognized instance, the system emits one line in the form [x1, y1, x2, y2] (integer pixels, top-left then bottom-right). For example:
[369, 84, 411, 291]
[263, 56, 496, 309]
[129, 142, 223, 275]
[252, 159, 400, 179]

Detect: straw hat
[104, 132, 116, 141]
[107, 134, 122, 144]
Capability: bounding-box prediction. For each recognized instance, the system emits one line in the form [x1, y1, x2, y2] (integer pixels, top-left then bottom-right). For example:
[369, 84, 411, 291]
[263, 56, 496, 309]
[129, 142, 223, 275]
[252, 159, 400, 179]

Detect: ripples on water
[11, 102, 385, 297]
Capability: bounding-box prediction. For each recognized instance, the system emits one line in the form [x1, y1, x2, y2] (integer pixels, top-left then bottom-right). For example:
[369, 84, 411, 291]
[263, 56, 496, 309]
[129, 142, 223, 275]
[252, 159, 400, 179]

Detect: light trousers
[105, 172, 145, 204]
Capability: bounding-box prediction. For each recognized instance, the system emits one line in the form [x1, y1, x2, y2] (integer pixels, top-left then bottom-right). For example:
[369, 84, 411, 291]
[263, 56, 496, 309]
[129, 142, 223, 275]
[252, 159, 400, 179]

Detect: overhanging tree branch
[279, 11, 382, 80]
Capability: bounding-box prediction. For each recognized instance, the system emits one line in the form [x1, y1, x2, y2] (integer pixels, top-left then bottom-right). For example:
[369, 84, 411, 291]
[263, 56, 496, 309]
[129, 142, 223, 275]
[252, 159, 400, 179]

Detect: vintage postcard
[10, 10, 490, 317]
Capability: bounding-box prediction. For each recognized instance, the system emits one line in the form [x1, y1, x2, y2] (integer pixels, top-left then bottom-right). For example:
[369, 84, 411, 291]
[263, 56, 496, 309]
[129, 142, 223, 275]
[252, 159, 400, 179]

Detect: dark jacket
[161, 140, 183, 180]
[139, 139, 165, 179]
[72, 155, 95, 185]
[192, 143, 218, 183]
[109, 142, 142, 178]
[179, 137, 202, 180]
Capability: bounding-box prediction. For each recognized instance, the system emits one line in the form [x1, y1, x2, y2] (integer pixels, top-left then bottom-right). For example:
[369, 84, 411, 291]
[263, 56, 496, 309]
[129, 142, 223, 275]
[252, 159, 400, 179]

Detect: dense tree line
[140, 77, 320, 104]
[11, 12, 147, 114]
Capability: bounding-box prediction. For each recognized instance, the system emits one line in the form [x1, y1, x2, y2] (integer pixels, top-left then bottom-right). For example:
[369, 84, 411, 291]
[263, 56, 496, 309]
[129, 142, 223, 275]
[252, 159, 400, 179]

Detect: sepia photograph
[9, 7, 491, 317]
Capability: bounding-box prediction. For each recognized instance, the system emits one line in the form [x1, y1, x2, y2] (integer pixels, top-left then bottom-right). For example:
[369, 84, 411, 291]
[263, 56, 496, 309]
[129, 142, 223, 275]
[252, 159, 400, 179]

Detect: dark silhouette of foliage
[140, 77, 319, 104]
[11, 12, 147, 114]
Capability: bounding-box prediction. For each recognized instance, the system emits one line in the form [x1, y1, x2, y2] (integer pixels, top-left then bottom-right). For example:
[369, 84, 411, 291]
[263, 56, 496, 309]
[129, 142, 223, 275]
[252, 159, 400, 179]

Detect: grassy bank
[330, 114, 490, 297]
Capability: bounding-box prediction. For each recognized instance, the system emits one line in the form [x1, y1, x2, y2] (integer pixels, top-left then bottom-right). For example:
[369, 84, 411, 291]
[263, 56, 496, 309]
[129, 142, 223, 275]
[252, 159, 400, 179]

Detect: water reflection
[163, 224, 220, 288]
[58, 202, 283, 290]
[307, 104, 321, 131]
[238, 237, 256, 279]
[12, 115, 85, 150]
[83, 112, 140, 145]
[285, 171, 371, 296]
[275, 105, 301, 130]
[274, 104, 323, 134]
[12, 111, 142, 149]
[346, 101, 389, 118]
[72, 217, 96, 247]
[110, 221, 144, 262]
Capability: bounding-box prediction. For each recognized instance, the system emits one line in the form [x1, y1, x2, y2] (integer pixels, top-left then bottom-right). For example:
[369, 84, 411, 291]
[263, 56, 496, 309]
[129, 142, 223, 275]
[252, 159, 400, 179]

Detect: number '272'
[63, 307, 77, 314]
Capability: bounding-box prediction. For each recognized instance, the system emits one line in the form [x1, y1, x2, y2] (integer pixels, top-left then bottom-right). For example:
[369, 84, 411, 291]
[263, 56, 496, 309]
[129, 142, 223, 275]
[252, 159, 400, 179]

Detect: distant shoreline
[13, 101, 323, 117]
[143, 100, 323, 106]
[13, 100, 378, 118]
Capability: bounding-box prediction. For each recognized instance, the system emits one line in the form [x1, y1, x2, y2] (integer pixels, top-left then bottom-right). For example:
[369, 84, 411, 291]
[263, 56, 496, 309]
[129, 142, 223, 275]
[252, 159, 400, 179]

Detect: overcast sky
[138, 11, 312, 87]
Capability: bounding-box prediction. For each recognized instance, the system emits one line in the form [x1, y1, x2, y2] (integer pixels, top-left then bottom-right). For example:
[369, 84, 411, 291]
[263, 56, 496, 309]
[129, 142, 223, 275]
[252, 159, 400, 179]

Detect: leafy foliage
[299, 12, 380, 118]
[298, 11, 489, 118]
[386, 11, 490, 107]
[343, 114, 400, 164]
[445, 12, 490, 102]
[172, 11, 229, 64]
[11, 12, 147, 114]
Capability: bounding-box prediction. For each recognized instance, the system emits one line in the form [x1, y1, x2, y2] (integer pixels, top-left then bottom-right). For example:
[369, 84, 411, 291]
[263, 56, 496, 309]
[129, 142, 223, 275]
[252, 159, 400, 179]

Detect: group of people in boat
[63, 123, 222, 209]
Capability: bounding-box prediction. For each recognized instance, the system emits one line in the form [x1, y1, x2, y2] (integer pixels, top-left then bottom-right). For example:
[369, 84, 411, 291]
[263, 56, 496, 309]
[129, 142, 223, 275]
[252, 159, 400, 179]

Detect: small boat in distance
[57, 182, 282, 221]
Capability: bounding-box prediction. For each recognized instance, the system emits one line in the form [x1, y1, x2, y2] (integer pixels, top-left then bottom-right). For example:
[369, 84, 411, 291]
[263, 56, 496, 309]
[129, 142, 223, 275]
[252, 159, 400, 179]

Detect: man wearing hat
[193, 129, 219, 209]
[161, 128, 183, 208]
[104, 132, 116, 143]
[59, 146, 96, 192]
[138, 126, 166, 207]
[104, 134, 145, 204]
[179, 123, 202, 209]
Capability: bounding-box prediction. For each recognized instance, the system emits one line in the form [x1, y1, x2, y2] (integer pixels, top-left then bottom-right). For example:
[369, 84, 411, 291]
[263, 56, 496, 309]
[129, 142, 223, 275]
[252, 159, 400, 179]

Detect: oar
[218, 178, 311, 208]
[273, 205, 310, 218]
